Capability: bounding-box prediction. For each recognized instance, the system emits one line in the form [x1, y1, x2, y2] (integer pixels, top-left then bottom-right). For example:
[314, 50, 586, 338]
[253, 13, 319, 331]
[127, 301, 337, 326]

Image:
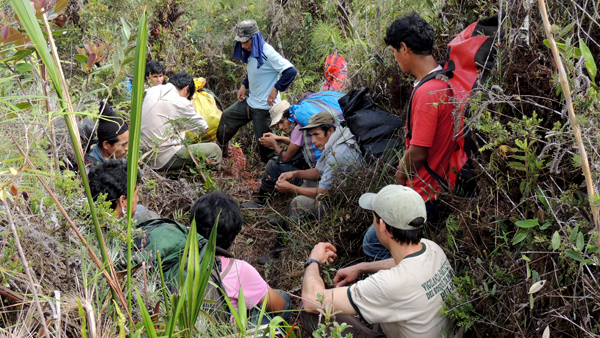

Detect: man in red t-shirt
[363, 12, 457, 260]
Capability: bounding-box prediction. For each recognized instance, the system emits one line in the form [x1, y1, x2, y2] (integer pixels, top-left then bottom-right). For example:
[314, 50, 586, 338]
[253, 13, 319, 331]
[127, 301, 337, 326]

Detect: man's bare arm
[301, 243, 356, 315]
[396, 144, 429, 185]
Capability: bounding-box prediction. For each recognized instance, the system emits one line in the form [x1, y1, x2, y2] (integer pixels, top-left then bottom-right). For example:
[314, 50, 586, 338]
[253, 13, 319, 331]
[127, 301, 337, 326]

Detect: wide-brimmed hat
[359, 185, 427, 230]
[300, 112, 335, 130]
[234, 20, 259, 42]
[269, 100, 291, 128]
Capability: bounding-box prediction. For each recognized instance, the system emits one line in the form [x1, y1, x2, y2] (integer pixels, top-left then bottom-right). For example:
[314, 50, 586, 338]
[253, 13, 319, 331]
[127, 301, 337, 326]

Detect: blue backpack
[288, 91, 345, 165]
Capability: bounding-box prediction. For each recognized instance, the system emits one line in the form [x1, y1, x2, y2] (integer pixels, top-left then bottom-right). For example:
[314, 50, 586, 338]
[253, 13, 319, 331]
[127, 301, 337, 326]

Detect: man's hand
[267, 87, 278, 106]
[259, 136, 277, 149]
[395, 165, 407, 186]
[333, 265, 361, 287]
[275, 179, 295, 194]
[237, 85, 247, 102]
[309, 242, 337, 265]
[262, 132, 277, 139]
[278, 171, 295, 182]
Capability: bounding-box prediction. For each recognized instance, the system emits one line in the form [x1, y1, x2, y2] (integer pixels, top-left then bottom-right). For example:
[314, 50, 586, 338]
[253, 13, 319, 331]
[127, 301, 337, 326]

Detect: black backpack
[339, 87, 404, 164]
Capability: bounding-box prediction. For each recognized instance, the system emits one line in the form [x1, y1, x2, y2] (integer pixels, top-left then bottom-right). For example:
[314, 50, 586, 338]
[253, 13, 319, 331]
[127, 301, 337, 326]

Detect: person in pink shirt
[190, 191, 292, 324]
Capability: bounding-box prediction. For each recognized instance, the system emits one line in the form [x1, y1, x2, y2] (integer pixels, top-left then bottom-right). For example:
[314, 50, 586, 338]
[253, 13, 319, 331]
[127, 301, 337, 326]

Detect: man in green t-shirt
[300, 185, 461, 338]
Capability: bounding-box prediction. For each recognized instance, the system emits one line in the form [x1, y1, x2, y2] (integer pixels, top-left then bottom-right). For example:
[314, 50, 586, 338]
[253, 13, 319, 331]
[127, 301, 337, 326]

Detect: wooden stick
[537, 0, 600, 248]
[2, 200, 51, 338]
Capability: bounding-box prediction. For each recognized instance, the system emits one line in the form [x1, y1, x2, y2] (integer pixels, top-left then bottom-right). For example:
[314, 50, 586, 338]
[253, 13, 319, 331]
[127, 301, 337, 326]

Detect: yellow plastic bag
[191, 78, 221, 142]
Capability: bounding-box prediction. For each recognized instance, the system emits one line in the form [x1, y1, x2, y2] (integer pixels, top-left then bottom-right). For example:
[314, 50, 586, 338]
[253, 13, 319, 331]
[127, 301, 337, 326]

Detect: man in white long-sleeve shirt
[141, 72, 222, 171]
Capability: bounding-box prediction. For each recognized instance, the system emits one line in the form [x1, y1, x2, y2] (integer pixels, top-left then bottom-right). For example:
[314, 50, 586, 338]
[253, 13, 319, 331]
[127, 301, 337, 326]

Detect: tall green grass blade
[220, 285, 243, 332]
[10, 0, 116, 304]
[238, 286, 248, 333]
[192, 216, 218, 324]
[126, 10, 148, 313]
[77, 300, 88, 338]
[156, 251, 171, 316]
[253, 292, 269, 338]
[136, 290, 158, 338]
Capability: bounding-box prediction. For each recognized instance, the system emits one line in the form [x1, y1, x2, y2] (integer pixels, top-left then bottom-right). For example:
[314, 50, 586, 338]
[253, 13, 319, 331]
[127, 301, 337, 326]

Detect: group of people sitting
[82, 12, 464, 338]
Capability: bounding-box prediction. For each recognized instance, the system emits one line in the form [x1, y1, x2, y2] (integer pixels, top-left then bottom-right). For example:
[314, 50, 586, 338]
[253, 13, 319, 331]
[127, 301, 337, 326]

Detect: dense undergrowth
[1, 0, 600, 337]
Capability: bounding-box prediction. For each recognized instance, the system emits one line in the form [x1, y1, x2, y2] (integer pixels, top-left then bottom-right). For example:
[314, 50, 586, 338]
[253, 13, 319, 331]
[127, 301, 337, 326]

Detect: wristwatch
[304, 258, 321, 269]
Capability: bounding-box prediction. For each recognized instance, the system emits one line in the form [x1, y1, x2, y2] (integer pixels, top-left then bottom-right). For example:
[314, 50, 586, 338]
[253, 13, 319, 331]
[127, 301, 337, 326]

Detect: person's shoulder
[416, 77, 452, 93]
[262, 42, 276, 54]
[262, 42, 285, 60]
[421, 239, 448, 257]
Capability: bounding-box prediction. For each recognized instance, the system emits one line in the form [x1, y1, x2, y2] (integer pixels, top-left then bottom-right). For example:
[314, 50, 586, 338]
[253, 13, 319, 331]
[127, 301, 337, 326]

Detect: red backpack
[406, 14, 502, 195]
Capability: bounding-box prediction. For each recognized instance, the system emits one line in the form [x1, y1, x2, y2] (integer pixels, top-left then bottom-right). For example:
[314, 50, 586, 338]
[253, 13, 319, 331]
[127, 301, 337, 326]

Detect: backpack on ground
[406, 14, 502, 196]
[338, 87, 404, 164]
[118, 218, 230, 320]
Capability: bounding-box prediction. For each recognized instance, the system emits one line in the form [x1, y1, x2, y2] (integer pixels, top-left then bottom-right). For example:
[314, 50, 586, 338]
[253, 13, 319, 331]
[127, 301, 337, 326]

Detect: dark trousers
[217, 100, 275, 163]
[260, 157, 304, 191]
[299, 312, 385, 338]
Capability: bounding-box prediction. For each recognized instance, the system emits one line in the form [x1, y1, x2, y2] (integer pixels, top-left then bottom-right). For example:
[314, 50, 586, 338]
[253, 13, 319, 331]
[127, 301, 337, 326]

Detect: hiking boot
[241, 200, 266, 209]
[257, 247, 286, 266]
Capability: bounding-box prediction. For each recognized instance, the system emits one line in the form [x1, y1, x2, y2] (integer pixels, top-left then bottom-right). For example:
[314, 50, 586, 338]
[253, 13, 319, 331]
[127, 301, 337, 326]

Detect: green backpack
[117, 218, 230, 319]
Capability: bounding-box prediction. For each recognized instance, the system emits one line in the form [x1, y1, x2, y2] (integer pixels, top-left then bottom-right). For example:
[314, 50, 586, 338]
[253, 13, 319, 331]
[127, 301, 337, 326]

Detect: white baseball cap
[359, 185, 427, 230]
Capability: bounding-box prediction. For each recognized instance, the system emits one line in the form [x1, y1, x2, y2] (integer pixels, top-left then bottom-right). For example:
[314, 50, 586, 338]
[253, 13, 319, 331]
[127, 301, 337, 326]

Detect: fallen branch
[537, 0, 600, 248]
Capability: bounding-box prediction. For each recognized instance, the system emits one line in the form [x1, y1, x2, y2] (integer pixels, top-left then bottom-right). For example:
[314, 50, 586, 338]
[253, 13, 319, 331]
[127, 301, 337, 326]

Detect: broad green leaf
[576, 232, 584, 251]
[579, 39, 597, 83]
[74, 54, 88, 63]
[565, 249, 583, 262]
[508, 162, 526, 170]
[120, 17, 131, 41]
[122, 56, 135, 66]
[551, 231, 560, 250]
[569, 225, 579, 243]
[516, 219, 539, 228]
[15, 101, 32, 110]
[4, 48, 34, 62]
[515, 139, 524, 148]
[513, 229, 529, 245]
[540, 220, 552, 230]
[14, 62, 33, 72]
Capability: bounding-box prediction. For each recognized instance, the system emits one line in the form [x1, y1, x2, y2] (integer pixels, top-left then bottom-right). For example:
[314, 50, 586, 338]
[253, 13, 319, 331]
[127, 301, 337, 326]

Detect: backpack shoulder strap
[220, 258, 236, 279]
[405, 67, 453, 140]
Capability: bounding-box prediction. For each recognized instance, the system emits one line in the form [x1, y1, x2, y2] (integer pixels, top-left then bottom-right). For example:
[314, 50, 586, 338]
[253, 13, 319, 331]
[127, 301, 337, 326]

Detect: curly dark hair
[145, 60, 165, 78]
[384, 12, 434, 55]
[88, 160, 141, 209]
[168, 72, 196, 100]
[190, 191, 243, 250]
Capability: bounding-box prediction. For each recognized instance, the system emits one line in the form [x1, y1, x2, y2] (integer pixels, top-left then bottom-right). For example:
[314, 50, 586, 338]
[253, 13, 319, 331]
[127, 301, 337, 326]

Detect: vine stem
[537, 0, 600, 248]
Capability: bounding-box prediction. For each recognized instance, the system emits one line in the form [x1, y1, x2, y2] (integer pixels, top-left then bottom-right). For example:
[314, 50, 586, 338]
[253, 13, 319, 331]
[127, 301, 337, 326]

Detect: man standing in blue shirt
[217, 20, 298, 163]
